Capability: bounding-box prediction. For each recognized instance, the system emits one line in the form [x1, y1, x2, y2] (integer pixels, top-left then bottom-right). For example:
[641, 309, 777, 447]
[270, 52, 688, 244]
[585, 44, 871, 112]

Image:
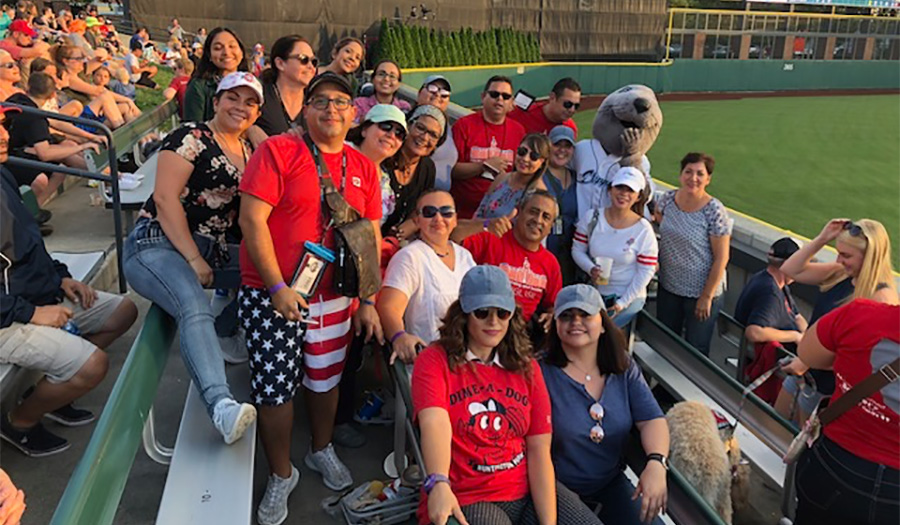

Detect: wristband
[390, 330, 407, 344]
[482, 219, 490, 232]
[361, 298, 375, 306]
[423, 473, 450, 495]
[268, 282, 287, 296]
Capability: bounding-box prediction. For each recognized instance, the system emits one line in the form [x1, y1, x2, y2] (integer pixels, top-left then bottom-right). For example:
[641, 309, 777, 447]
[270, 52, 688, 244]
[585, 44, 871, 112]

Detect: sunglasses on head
[419, 205, 456, 219]
[487, 90, 512, 101]
[376, 121, 406, 141]
[286, 54, 318, 68]
[589, 402, 605, 443]
[472, 308, 512, 321]
[516, 146, 542, 162]
[843, 221, 864, 237]
[426, 84, 451, 98]
[562, 100, 581, 110]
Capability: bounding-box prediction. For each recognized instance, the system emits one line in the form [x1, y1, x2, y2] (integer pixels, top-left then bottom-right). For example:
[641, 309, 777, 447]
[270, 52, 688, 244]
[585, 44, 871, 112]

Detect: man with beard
[454, 190, 562, 329]
[238, 72, 382, 525]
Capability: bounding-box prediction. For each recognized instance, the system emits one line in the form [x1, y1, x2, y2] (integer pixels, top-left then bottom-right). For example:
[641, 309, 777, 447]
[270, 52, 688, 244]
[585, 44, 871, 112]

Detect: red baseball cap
[9, 20, 37, 38]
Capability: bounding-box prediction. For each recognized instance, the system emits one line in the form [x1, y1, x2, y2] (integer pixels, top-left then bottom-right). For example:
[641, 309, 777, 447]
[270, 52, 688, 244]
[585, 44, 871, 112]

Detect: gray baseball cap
[459, 266, 516, 314]
[422, 74, 451, 91]
[554, 284, 605, 318]
[548, 125, 575, 146]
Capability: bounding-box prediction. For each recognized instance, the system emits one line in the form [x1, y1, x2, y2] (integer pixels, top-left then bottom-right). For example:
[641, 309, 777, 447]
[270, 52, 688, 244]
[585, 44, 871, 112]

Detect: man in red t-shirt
[450, 75, 526, 219]
[458, 190, 562, 325]
[239, 72, 383, 524]
[0, 20, 49, 62]
[508, 77, 581, 136]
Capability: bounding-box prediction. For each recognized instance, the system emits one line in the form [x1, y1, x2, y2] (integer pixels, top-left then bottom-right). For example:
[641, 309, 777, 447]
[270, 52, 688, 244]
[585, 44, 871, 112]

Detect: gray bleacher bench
[100, 153, 158, 231]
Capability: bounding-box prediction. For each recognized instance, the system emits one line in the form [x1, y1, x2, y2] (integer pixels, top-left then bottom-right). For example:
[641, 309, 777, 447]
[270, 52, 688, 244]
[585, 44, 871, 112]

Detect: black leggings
[460, 481, 602, 525]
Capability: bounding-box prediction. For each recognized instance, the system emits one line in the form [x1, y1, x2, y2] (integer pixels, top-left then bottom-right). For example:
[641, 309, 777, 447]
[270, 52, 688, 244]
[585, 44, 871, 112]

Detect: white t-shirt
[124, 53, 140, 82]
[382, 239, 476, 344]
[430, 123, 458, 191]
[572, 209, 658, 309]
[573, 138, 652, 217]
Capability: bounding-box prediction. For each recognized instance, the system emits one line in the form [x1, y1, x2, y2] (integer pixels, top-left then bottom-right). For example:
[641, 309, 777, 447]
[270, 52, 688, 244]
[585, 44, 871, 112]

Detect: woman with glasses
[543, 125, 579, 285]
[473, 133, 549, 220]
[183, 27, 249, 122]
[52, 44, 138, 129]
[412, 266, 601, 525]
[377, 190, 475, 366]
[352, 59, 410, 124]
[249, 35, 316, 142]
[319, 37, 364, 95]
[0, 50, 23, 101]
[776, 218, 899, 423]
[347, 103, 406, 171]
[380, 104, 444, 239]
[542, 284, 669, 525]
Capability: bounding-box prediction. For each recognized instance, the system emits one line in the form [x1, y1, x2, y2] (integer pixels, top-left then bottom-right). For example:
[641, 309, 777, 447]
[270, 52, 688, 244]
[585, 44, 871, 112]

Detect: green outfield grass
[573, 95, 900, 266]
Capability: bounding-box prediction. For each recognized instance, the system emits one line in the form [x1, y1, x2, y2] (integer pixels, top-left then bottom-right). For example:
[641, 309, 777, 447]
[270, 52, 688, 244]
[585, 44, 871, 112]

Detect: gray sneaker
[218, 330, 248, 364]
[211, 398, 256, 445]
[304, 443, 353, 490]
[256, 465, 300, 525]
[332, 422, 366, 448]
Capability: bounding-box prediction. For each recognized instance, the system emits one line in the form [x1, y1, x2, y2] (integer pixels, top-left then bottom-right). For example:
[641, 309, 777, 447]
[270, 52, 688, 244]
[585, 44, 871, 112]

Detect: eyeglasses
[589, 402, 605, 443]
[286, 54, 318, 68]
[419, 205, 456, 219]
[0, 63, 17, 70]
[307, 96, 352, 110]
[558, 309, 591, 323]
[516, 146, 542, 162]
[562, 100, 581, 110]
[425, 84, 450, 99]
[411, 121, 440, 142]
[67, 55, 86, 61]
[375, 121, 406, 141]
[843, 221, 864, 237]
[472, 308, 512, 321]
[487, 90, 512, 101]
[375, 70, 399, 82]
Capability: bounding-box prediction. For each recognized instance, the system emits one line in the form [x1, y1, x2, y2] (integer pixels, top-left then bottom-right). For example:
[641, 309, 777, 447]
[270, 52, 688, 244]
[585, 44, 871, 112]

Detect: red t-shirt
[463, 231, 562, 322]
[817, 299, 900, 469]
[0, 40, 22, 61]
[238, 134, 381, 289]
[508, 101, 578, 136]
[167, 75, 190, 117]
[450, 112, 525, 219]
[412, 345, 552, 523]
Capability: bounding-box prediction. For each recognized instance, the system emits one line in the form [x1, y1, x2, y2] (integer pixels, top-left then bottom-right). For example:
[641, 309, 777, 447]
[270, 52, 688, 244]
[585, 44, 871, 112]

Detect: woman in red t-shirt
[412, 265, 600, 525]
[794, 299, 900, 525]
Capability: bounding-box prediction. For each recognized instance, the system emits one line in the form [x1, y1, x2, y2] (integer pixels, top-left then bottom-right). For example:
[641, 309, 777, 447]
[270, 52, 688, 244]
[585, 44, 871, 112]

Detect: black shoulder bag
[303, 135, 381, 299]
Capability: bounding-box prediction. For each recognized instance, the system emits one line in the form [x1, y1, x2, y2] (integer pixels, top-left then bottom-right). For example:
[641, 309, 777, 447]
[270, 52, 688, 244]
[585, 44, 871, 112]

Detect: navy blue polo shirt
[734, 269, 800, 332]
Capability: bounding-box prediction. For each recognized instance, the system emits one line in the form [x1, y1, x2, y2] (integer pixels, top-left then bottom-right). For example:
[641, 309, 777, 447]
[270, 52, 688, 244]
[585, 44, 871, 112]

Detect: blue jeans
[612, 297, 646, 329]
[122, 218, 240, 417]
[580, 471, 664, 525]
[795, 437, 899, 525]
[655, 286, 722, 356]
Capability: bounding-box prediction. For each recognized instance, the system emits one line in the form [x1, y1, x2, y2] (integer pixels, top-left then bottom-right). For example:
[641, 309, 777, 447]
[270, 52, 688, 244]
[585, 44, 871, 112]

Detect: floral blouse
[140, 122, 251, 245]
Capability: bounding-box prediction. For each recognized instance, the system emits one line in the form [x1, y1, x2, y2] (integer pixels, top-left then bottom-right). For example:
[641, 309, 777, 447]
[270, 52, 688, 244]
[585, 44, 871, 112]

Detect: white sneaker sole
[223, 404, 256, 445]
[304, 452, 353, 491]
[256, 467, 300, 525]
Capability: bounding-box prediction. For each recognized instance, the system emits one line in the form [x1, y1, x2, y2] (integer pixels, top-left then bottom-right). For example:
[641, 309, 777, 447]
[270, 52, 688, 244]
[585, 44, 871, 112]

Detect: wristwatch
[423, 473, 450, 494]
[646, 453, 669, 471]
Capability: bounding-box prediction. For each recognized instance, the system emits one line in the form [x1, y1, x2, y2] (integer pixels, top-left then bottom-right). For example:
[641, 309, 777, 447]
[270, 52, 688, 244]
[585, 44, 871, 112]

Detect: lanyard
[308, 139, 348, 194]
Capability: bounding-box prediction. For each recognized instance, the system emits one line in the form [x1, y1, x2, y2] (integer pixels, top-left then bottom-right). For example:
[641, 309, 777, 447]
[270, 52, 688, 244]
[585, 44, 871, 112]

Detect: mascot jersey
[573, 138, 652, 217]
[412, 346, 552, 522]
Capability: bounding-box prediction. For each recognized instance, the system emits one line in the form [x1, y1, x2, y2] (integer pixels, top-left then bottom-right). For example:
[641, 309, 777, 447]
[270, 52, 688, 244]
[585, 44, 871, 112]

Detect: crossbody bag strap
[819, 357, 900, 426]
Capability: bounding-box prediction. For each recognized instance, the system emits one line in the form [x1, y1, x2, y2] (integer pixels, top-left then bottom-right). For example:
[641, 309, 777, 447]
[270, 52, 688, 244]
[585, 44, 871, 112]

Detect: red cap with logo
[8, 20, 37, 38]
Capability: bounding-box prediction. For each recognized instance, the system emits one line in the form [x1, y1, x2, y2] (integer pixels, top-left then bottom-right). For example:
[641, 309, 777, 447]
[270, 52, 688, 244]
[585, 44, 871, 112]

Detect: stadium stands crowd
[0, 7, 897, 525]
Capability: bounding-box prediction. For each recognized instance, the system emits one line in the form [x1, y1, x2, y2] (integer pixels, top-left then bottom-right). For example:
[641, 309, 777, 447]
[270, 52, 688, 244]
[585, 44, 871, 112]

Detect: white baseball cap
[216, 72, 264, 105]
[610, 166, 646, 193]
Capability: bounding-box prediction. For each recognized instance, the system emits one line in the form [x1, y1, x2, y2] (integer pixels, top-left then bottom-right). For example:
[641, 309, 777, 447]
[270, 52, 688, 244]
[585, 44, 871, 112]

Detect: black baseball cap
[305, 72, 353, 100]
[769, 237, 800, 260]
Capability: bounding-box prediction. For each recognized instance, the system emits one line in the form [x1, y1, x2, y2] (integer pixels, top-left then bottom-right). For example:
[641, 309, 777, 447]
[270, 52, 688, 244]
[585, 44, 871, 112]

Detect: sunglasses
[562, 100, 581, 110]
[516, 146, 542, 162]
[589, 402, 605, 443]
[843, 221, 864, 238]
[412, 121, 441, 142]
[487, 90, 513, 101]
[307, 96, 352, 110]
[426, 84, 451, 98]
[375, 70, 399, 82]
[376, 121, 406, 140]
[472, 308, 512, 321]
[286, 54, 318, 68]
[558, 309, 592, 323]
[419, 204, 456, 219]
[0, 63, 17, 70]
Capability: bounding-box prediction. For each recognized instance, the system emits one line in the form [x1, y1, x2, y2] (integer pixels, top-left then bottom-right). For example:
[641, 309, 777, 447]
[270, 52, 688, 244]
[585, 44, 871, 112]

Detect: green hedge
[373, 20, 540, 68]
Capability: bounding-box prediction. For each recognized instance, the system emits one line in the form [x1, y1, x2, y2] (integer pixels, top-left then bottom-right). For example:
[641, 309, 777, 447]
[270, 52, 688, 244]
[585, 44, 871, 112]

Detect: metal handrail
[1, 102, 125, 293]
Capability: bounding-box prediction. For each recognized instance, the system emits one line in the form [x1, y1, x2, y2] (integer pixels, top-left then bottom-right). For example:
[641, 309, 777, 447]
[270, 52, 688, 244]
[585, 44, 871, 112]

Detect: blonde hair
[823, 218, 897, 301]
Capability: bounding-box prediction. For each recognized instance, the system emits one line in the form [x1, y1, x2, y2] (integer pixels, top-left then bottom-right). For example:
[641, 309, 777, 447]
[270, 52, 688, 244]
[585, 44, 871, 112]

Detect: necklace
[423, 239, 451, 258]
[568, 359, 599, 382]
[207, 121, 248, 167]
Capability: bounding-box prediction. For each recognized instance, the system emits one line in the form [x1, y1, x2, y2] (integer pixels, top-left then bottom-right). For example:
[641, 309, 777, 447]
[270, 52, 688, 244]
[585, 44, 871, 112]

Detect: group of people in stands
[0, 18, 897, 525]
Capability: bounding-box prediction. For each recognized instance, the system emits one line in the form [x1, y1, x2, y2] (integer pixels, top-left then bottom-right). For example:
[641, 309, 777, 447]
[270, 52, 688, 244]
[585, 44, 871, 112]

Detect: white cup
[593, 256, 613, 286]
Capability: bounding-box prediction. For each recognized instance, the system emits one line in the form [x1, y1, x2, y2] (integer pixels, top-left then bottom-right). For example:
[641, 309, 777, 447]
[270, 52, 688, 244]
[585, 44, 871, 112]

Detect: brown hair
[331, 37, 365, 70]
[680, 152, 715, 175]
[543, 310, 630, 375]
[436, 301, 533, 374]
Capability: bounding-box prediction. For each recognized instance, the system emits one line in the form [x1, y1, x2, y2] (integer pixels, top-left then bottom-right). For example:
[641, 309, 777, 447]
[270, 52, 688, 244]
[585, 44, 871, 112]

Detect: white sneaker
[211, 398, 256, 445]
[256, 465, 300, 525]
[304, 443, 353, 490]
[218, 330, 248, 364]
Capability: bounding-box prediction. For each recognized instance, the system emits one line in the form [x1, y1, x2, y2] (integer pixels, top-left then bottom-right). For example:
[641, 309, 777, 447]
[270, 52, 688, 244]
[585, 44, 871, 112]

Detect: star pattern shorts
[238, 286, 308, 406]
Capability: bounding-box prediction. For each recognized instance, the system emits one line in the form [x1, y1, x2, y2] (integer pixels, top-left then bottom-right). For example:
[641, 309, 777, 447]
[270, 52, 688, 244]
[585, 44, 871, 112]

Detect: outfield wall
[402, 59, 900, 106]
